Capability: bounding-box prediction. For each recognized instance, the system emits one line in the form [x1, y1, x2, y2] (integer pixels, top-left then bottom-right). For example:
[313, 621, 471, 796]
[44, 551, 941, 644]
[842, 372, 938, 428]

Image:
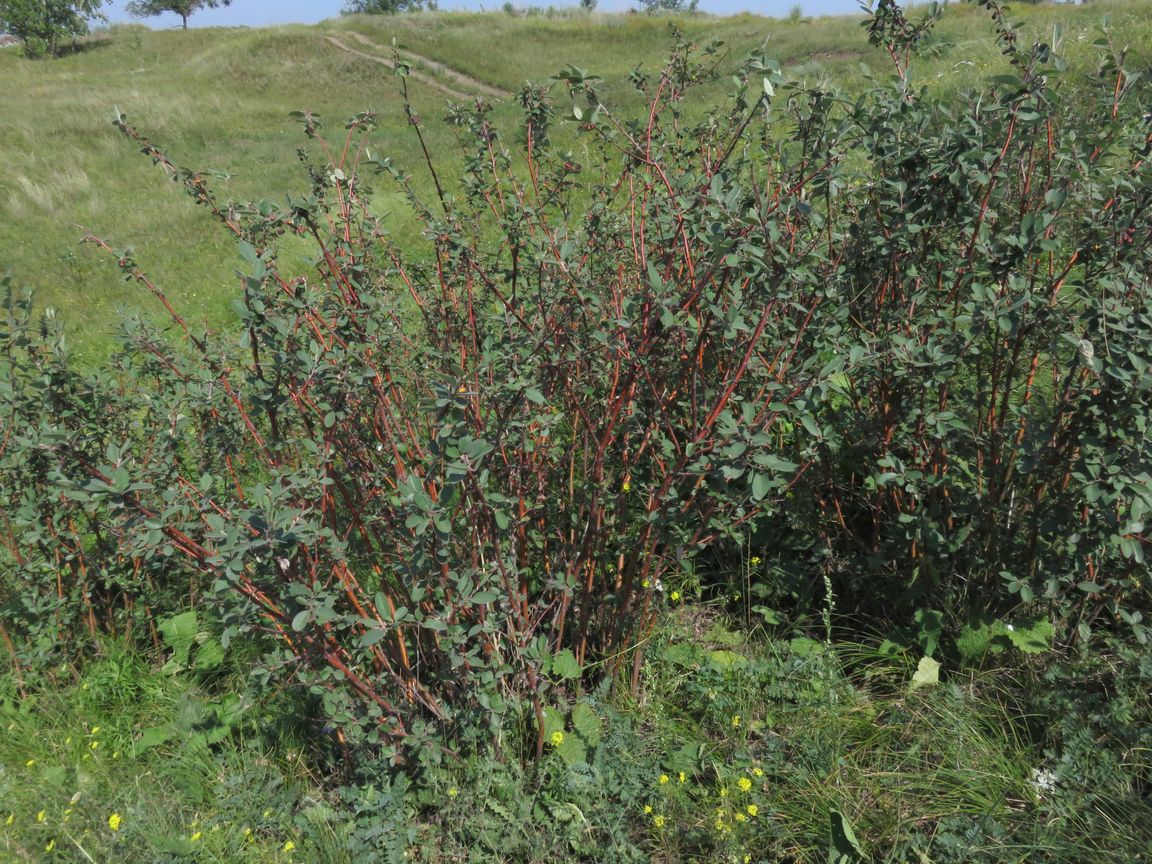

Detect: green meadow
[3, 2, 1150, 359]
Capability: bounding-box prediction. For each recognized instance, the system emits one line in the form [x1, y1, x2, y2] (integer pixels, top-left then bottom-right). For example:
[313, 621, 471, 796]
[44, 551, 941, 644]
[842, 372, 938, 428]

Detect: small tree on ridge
[636, 0, 698, 12]
[343, 0, 433, 14]
[125, 0, 231, 30]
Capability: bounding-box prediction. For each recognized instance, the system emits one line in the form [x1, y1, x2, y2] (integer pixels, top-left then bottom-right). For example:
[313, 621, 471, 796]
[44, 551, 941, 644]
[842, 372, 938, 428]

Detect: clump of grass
[0, 651, 329, 864]
[625, 621, 1146, 863]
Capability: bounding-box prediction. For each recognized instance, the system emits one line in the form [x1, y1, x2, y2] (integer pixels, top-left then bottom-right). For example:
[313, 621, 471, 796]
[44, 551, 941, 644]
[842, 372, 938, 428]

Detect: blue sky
[98, 0, 866, 29]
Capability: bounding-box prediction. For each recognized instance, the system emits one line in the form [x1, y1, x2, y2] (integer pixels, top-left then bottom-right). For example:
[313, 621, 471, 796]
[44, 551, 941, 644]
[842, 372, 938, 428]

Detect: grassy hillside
[1, 2, 1151, 361]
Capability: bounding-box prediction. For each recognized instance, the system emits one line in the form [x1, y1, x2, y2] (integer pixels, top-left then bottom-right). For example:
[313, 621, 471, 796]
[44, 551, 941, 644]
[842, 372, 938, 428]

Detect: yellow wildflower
[190, 832, 202, 842]
[36, 810, 46, 823]
[64, 737, 71, 745]
[731, 714, 741, 728]
[653, 815, 665, 828]
[283, 840, 296, 852]
[719, 787, 729, 798]
[550, 731, 564, 747]
[752, 767, 763, 777]
[746, 804, 758, 817]
[89, 741, 100, 751]
[750, 556, 761, 567]
[24, 759, 35, 767]
[447, 787, 458, 798]
[5, 814, 13, 826]
[745, 856, 752, 864]
[735, 812, 747, 823]
[737, 777, 752, 792]
[89, 726, 100, 736]
[45, 839, 56, 852]
[658, 774, 669, 785]
[108, 813, 122, 832]
[622, 479, 631, 492]
[678, 771, 686, 784]
[643, 805, 652, 814]
[671, 590, 681, 601]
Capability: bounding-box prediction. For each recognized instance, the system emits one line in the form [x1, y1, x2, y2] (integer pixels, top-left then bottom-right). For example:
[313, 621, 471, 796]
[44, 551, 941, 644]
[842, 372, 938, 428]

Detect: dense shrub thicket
[1, 0, 1149, 765]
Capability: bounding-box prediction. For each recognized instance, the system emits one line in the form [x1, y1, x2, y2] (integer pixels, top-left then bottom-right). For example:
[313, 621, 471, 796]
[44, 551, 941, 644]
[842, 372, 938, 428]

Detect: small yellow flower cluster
[710, 770, 764, 840]
[730, 714, 741, 728]
[647, 749, 765, 851]
[550, 730, 564, 747]
[108, 812, 122, 832]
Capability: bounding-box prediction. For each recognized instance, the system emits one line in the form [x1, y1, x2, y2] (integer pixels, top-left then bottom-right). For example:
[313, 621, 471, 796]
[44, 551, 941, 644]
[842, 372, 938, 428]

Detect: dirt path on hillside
[324, 32, 511, 102]
[344, 32, 512, 100]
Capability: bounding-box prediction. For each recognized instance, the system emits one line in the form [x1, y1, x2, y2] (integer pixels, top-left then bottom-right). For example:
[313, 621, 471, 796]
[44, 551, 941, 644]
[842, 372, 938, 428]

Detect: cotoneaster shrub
[2, 1, 1149, 766]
